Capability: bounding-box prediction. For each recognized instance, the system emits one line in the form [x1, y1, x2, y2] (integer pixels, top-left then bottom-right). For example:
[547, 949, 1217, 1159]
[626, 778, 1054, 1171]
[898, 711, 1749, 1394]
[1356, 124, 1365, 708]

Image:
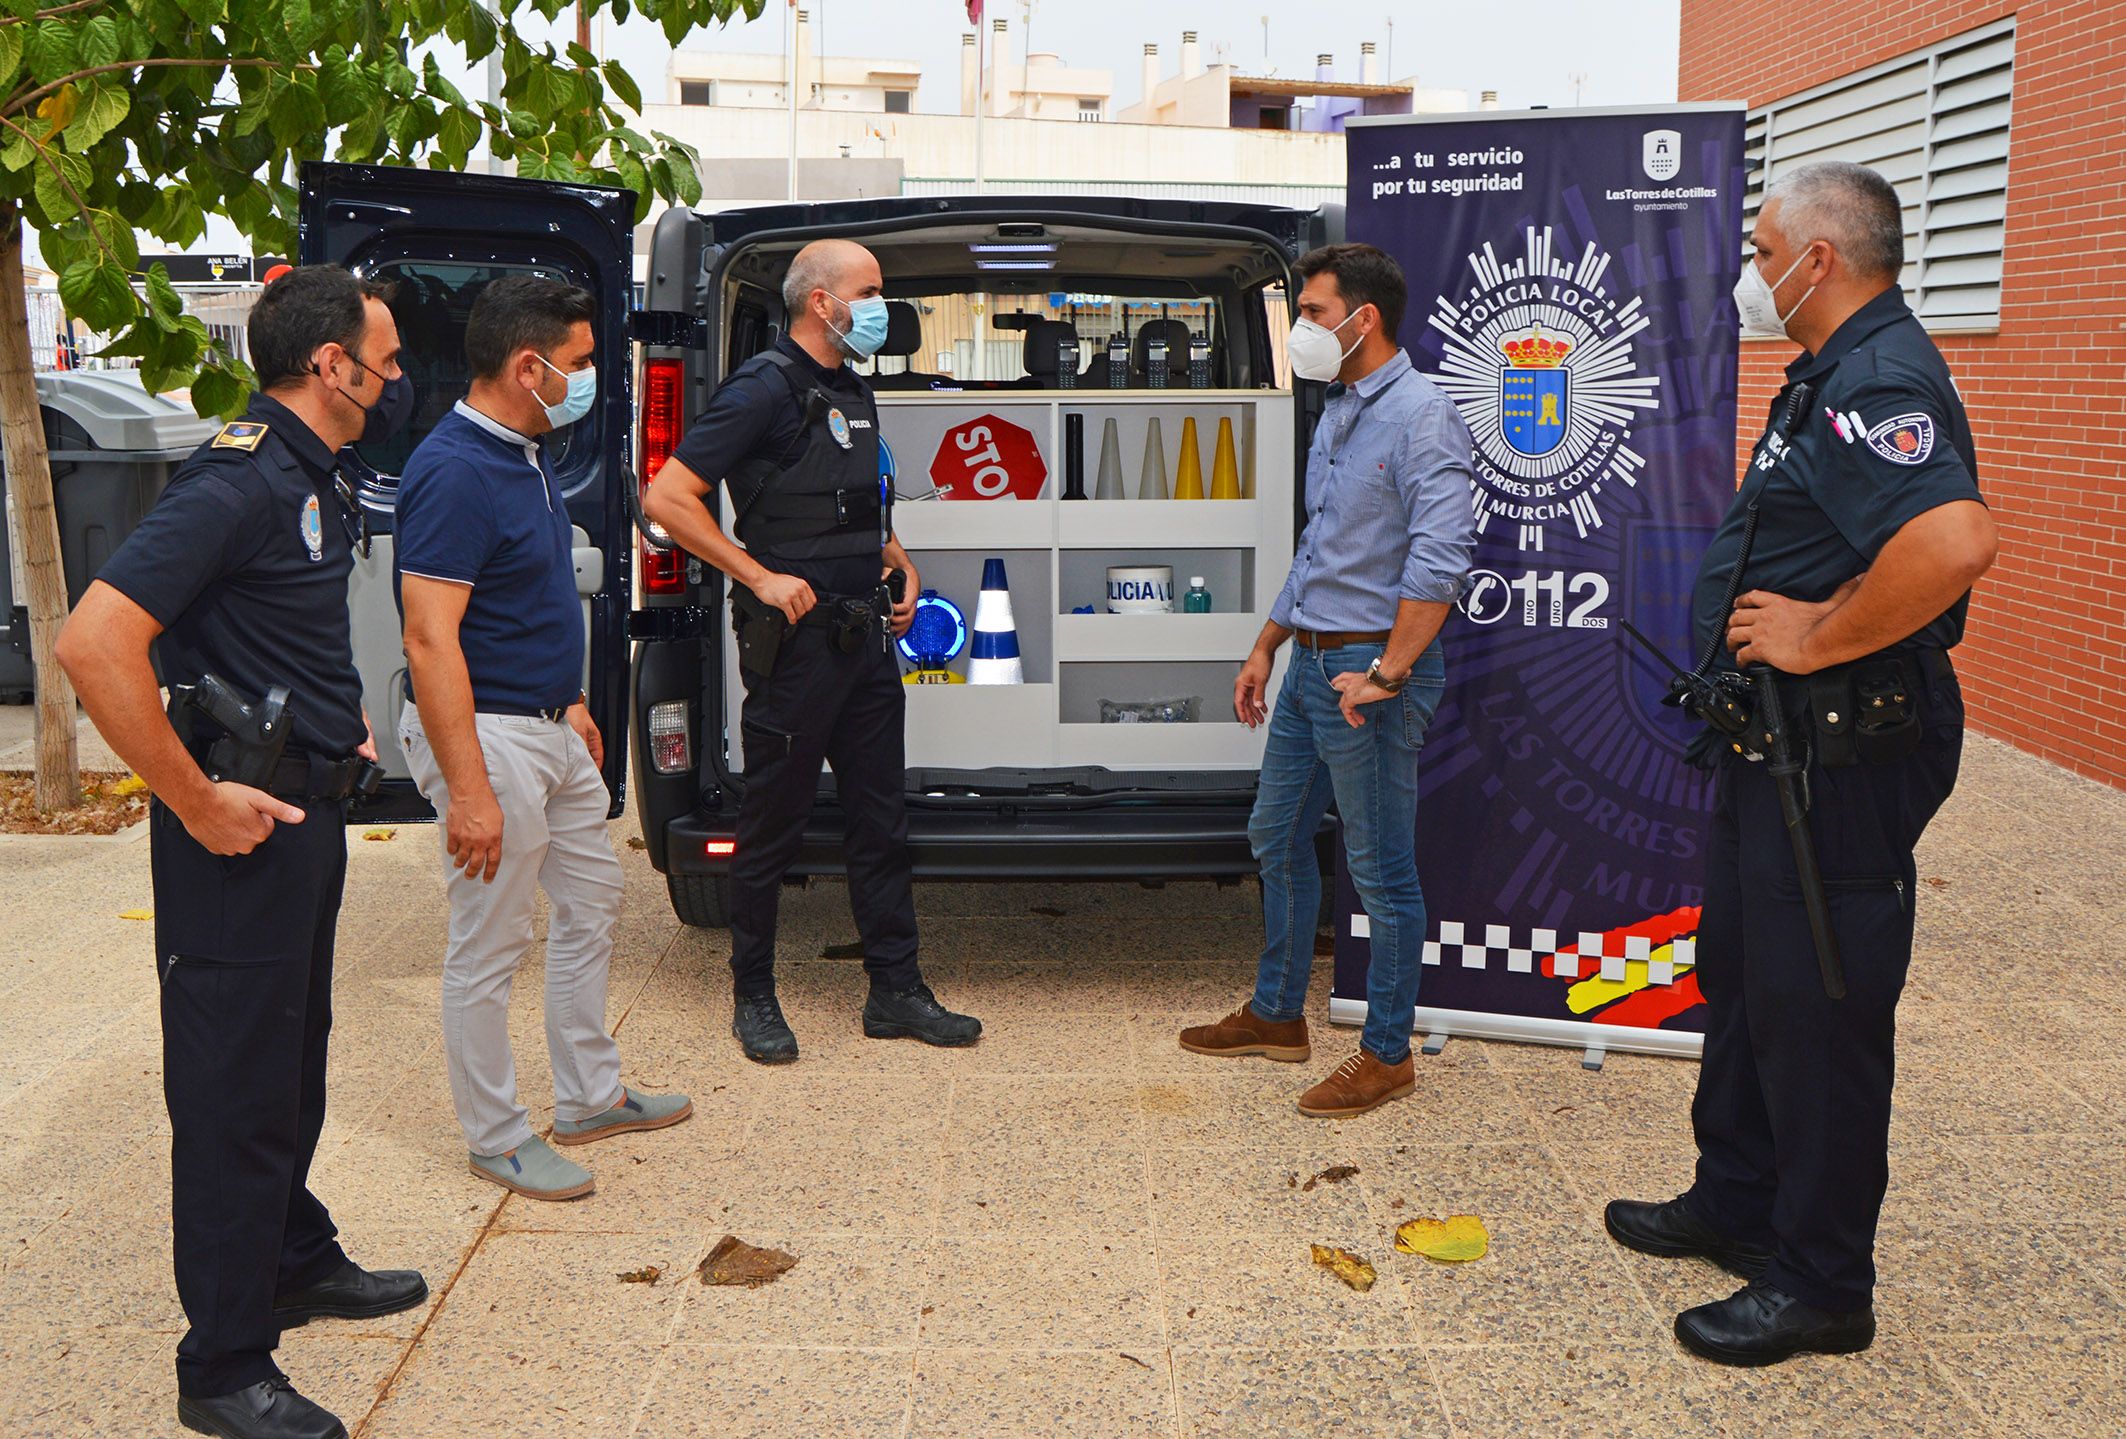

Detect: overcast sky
[78, 0, 1680, 267]
[582, 0, 1683, 113]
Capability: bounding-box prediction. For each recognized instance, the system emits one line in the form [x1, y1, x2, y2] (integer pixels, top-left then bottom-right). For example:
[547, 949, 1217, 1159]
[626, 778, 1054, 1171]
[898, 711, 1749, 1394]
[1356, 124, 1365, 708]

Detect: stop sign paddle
[931, 414, 1048, 502]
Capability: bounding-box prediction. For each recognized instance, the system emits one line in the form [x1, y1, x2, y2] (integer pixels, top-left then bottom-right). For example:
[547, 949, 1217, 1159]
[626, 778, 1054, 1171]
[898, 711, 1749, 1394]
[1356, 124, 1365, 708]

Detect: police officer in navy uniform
[59, 267, 429, 1439]
[1602, 162, 1999, 1365]
[644, 238, 981, 1062]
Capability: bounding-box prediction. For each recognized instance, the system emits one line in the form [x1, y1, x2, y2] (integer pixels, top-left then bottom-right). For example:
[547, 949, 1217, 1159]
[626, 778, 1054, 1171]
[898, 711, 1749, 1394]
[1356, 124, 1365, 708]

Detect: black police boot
[1675, 1280, 1876, 1366]
[733, 992, 799, 1064]
[178, 1378, 346, 1439]
[863, 980, 982, 1047]
[1604, 1196, 1771, 1280]
[271, 1258, 429, 1327]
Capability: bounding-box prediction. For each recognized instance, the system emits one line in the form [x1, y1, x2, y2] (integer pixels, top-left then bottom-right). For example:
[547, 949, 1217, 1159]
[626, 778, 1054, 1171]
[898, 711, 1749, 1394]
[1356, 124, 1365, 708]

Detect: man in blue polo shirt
[394, 276, 690, 1202]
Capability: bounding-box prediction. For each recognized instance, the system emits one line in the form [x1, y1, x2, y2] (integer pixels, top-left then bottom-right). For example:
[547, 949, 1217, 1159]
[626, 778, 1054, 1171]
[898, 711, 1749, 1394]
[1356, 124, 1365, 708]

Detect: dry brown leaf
[1301, 1164, 1360, 1192]
[1310, 1244, 1376, 1292]
[627, 836, 648, 850]
[1393, 1214, 1489, 1263]
[699, 1235, 798, 1287]
[616, 1266, 663, 1285]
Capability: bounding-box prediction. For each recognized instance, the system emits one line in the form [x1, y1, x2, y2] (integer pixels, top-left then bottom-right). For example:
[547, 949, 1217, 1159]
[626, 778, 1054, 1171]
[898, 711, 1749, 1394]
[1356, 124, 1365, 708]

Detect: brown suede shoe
[1297, 1049, 1415, 1118]
[1178, 1002, 1311, 1063]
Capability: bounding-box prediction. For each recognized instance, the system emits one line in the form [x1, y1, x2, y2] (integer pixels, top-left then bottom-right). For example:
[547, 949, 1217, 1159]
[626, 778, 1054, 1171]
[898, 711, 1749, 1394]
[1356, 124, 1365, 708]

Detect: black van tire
[668, 873, 732, 929]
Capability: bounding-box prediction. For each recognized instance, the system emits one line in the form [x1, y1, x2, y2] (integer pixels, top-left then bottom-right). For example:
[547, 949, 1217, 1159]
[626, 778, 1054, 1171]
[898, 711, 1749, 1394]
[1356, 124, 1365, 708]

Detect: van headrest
[1022, 318, 1081, 379]
[1130, 319, 1194, 380]
[882, 300, 922, 358]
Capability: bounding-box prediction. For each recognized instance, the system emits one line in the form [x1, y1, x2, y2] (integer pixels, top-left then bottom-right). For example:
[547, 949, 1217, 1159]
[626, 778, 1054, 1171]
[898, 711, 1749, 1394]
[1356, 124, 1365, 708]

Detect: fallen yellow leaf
[118, 909, 153, 921]
[1310, 1244, 1377, 1292]
[362, 829, 397, 842]
[110, 774, 149, 797]
[1394, 1214, 1489, 1263]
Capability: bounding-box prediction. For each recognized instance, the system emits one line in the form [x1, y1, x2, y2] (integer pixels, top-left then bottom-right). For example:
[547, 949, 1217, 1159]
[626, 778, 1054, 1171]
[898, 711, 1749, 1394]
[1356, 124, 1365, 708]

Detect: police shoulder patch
[211, 421, 268, 451]
[1863, 412, 1934, 466]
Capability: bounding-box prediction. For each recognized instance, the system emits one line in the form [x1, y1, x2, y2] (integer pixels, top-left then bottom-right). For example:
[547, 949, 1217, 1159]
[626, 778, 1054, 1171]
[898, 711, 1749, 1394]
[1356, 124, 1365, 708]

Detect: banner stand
[1330, 104, 1747, 1061]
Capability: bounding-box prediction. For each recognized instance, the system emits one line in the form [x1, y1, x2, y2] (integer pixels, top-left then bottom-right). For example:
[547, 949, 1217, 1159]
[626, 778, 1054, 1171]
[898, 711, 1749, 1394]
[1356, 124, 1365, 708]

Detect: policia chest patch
[212, 421, 268, 451]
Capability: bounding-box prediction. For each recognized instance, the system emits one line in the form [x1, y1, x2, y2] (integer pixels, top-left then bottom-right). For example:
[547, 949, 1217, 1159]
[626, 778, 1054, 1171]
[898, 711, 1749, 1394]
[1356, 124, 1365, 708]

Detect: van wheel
[668, 873, 732, 929]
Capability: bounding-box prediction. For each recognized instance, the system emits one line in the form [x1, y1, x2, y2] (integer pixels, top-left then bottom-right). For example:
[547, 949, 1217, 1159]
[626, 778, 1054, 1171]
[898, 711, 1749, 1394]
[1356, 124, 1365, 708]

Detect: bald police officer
[644, 239, 980, 1063]
[1603, 161, 1998, 1365]
[59, 268, 428, 1439]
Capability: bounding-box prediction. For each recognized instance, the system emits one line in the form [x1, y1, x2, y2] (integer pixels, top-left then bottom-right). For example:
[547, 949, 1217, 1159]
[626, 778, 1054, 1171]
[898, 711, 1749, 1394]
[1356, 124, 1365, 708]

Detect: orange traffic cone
[1210, 416, 1241, 500]
[1175, 416, 1205, 500]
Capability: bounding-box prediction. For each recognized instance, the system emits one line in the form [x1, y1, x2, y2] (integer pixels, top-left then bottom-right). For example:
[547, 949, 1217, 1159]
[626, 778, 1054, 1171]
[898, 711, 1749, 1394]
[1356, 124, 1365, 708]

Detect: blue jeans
[1248, 641, 1445, 1065]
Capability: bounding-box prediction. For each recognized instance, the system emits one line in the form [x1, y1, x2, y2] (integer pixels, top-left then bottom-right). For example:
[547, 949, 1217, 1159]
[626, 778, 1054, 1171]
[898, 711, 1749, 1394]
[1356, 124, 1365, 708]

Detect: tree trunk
[0, 206, 82, 811]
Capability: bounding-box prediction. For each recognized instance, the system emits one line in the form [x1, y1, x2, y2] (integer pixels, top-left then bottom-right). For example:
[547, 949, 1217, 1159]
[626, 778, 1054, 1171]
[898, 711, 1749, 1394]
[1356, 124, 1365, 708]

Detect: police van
[304, 163, 1338, 928]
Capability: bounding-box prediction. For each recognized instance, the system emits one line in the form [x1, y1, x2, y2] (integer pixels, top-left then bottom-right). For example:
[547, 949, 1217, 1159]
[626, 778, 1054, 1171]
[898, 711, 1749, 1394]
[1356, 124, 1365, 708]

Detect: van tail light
[639, 357, 685, 596]
[704, 839, 737, 857]
[646, 701, 691, 775]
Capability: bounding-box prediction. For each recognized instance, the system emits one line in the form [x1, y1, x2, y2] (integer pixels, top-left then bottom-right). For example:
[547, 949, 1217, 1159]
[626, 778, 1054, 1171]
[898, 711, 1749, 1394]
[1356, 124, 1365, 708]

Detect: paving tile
[939, 1006, 1141, 1076]
[310, 1127, 504, 1232]
[417, 1230, 694, 1348]
[640, 1346, 914, 1439]
[491, 1118, 769, 1236]
[934, 1142, 1150, 1237]
[1397, 1214, 1670, 1349]
[692, 1135, 939, 1238]
[1355, 1140, 1583, 1224]
[1176, 1347, 1448, 1439]
[0, 1329, 169, 1438]
[1874, 1222, 2126, 1338]
[676, 1232, 930, 1348]
[1134, 1069, 1454, 1150]
[943, 1075, 1144, 1151]
[950, 958, 1146, 1015]
[1160, 1231, 1417, 1351]
[1933, 1333, 2126, 1439]
[1, 1217, 186, 1333]
[1692, 1334, 1997, 1439]
[1545, 1138, 1702, 1224]
[1891, 1048, 2108, 1139]
[742, 1073, 951, 1148]
[1509, 1054, 1702, 1146]
[358, 1337, 658, 1438]
[1428, 1341, 1726, 1439]
[1148, 1145, 1374, 1239]
[271, 1333, 409, 1430]
[1945, 1135, 2126, 1220]
[919, 1234, 1162, 1349]
[911, 1348, 1173, 1438]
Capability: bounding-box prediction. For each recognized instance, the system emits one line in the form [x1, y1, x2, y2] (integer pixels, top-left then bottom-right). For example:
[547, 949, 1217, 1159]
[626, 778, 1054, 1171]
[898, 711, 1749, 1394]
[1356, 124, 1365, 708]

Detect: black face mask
[319, 353, 414, 445]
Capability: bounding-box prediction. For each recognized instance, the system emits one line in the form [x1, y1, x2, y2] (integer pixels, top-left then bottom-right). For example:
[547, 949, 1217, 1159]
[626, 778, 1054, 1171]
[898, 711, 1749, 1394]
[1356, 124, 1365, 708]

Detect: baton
[1752, 667, 1846, 1000]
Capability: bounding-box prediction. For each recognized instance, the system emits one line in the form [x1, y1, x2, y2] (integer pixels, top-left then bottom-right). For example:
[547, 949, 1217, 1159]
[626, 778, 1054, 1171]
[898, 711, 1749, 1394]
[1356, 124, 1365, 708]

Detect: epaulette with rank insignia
[211, 421, 268, 451]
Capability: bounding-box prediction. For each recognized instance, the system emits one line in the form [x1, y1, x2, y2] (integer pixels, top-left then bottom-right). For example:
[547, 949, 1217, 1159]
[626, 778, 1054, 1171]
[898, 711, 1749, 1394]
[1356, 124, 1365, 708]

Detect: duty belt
[193, 742, 370, 803]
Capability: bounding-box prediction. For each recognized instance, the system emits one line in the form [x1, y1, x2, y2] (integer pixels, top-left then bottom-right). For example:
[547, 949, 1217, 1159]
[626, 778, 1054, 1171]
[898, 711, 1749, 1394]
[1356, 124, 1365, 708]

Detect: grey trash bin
[0, 371, 218, 701]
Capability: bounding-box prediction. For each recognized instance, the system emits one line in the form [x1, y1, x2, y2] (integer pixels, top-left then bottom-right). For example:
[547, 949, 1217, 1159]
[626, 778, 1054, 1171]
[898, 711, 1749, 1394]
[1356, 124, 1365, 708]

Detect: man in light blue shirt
[1180, 243, 1476, 1118]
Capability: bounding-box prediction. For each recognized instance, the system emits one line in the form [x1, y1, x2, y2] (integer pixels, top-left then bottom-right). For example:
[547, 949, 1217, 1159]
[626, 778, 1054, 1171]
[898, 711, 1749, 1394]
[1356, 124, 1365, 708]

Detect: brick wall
[1680, 0, 2126, 786]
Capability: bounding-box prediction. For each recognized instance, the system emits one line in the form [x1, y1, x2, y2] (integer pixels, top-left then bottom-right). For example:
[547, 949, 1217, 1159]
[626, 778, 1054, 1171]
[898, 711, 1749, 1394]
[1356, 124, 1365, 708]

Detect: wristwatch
[1365, 658, 1408, 694]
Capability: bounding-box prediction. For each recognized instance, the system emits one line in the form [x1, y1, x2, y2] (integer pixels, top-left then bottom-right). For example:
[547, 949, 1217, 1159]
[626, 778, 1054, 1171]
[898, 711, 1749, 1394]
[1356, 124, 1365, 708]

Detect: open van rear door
[297, 162, 637, 818]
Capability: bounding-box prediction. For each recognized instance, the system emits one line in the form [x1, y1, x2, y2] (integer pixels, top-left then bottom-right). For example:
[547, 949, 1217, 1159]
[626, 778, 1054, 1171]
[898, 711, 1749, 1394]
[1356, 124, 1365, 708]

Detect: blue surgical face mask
[535, 354, 597, 430]
[827, 292, 890, 360]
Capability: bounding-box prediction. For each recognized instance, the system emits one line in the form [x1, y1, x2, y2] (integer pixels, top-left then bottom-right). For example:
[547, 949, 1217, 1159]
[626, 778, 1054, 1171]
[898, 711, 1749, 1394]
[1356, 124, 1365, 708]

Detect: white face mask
[1286, 307, 1366, 382]
[1733, 244, 1820, 340]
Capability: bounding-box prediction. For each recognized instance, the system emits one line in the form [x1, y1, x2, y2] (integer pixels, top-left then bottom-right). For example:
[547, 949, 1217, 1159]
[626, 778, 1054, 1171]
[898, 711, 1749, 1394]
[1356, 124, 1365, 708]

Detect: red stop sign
[931, 414, 1047, 502]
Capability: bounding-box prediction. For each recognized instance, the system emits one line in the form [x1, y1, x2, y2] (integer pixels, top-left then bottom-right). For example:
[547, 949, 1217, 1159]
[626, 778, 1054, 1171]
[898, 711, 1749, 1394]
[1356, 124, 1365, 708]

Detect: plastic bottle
[1182, 577, 1212, 614]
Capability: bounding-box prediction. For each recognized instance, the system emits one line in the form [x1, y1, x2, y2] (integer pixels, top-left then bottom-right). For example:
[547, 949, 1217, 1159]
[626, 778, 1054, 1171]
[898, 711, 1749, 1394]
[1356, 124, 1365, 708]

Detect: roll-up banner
[1331, 105, 1747, 1060]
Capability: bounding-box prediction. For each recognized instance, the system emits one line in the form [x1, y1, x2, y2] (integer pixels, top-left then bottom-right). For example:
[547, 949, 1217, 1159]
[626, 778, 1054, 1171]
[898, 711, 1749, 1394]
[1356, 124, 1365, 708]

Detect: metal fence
[25, 283, 260, 373]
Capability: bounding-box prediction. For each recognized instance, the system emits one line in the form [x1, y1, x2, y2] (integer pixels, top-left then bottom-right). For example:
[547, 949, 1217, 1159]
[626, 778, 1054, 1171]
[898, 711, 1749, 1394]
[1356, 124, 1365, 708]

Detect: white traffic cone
[967, 557, 1024, 685]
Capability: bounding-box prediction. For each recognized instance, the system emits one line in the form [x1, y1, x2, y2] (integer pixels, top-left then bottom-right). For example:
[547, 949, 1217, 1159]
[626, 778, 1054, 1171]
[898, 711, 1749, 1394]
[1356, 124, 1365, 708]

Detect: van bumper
[665, 802, 1263, 880]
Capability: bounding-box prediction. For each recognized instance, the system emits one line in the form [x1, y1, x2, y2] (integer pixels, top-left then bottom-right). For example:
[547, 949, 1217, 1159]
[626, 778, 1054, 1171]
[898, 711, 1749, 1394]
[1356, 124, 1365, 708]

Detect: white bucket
[1106, 565, 1174, 614]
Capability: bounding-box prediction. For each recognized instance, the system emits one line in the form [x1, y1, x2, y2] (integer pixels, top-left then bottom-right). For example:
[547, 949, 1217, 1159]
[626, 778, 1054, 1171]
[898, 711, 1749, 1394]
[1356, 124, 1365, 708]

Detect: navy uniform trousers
[1684, 662, 1963, 1312]
[727, 618, 922, 997]
[153, 797, 351, 1396]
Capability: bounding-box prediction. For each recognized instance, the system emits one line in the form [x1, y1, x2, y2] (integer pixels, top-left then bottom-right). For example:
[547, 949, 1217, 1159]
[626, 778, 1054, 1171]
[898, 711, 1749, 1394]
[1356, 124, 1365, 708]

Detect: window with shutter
[1744, 18, 2014, 331]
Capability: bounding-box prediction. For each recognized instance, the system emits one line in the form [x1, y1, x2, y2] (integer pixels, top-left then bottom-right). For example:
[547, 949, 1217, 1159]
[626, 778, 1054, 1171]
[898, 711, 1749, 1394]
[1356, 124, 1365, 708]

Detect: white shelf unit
[722, 390, 1297, 777]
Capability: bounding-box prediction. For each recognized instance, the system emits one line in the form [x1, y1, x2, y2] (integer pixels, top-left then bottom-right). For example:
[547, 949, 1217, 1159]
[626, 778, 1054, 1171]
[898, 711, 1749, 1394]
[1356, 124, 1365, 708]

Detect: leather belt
[1294, 628, 1391, 650]
[193, 743, 365, 803]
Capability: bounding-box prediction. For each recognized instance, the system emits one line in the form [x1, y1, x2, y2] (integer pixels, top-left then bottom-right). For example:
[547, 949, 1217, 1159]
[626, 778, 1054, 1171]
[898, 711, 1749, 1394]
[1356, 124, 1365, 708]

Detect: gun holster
[168, 674, 293, 789]
[731, 587, 789, 682]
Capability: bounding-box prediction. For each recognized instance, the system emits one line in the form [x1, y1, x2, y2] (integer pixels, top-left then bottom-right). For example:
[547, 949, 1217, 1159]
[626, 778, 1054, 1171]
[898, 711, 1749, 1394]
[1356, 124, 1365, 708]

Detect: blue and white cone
[968, 557, 1024, 685]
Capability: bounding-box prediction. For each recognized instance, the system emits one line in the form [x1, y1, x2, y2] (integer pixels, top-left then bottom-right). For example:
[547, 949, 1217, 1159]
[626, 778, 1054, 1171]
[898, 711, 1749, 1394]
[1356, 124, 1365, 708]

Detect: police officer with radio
[1602, 162, 1998, 1366]
[57, 267, 428, 1439]
[644, 239, 981, 1063]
